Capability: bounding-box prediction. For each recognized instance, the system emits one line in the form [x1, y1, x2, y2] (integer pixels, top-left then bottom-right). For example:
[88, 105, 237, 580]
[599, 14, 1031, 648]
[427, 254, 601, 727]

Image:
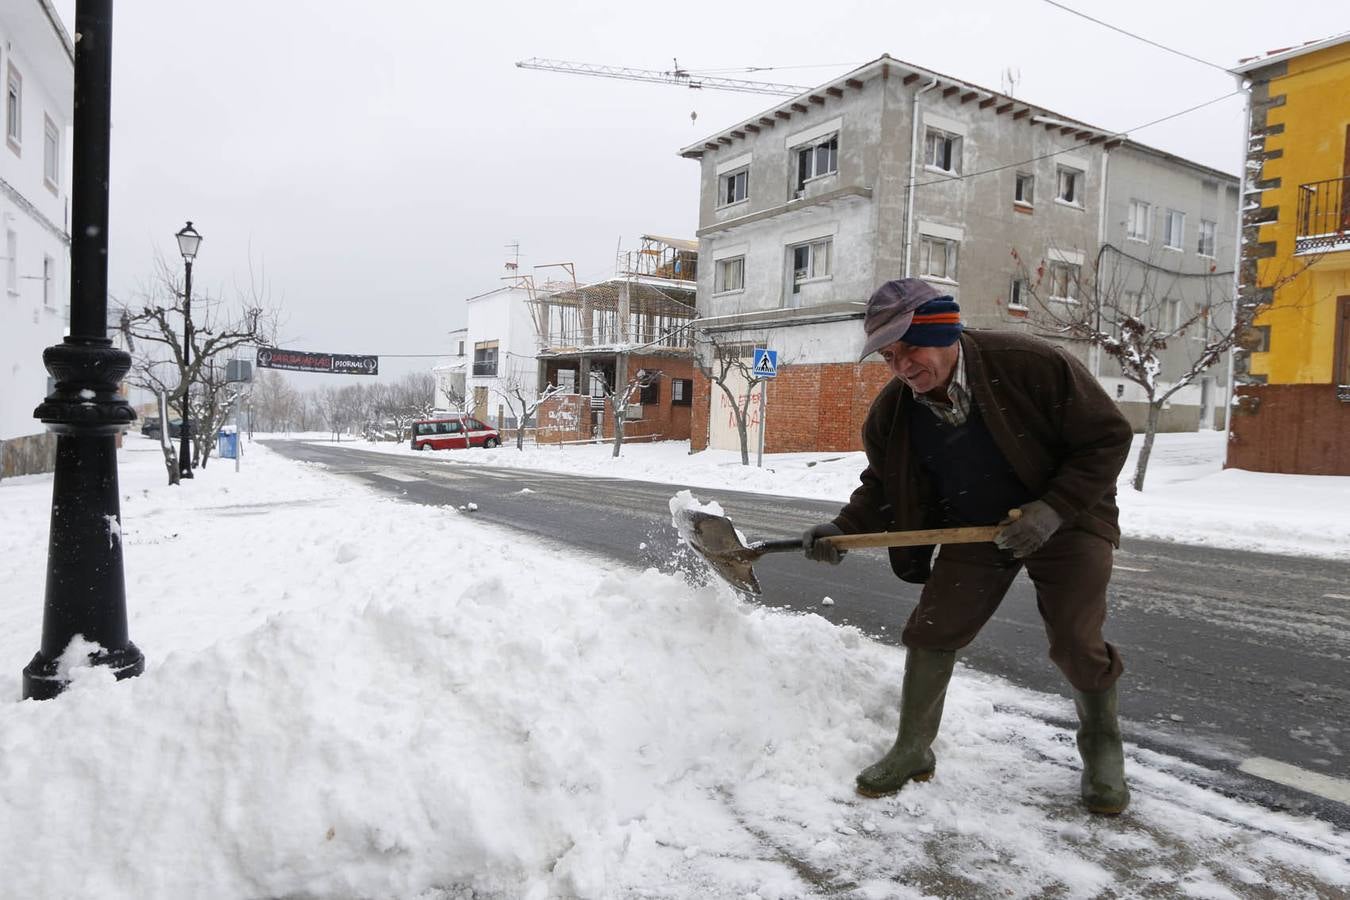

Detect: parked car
[140, 417, 184, 440]
[409, 415, 500, 451]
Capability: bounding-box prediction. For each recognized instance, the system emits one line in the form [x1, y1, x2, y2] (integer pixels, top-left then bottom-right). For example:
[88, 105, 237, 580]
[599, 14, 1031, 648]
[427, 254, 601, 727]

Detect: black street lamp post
[23, 0, 144, 699]
[175, 221, 201, 479]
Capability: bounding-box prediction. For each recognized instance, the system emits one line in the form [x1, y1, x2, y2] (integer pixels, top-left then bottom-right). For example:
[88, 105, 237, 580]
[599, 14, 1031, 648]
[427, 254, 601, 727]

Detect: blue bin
[217, 430, 238, 459]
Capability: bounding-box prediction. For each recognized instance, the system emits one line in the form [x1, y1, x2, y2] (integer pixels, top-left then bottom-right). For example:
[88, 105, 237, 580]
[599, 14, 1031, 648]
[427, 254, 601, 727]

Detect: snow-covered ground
[1, 436, 1347, 898]
[317, 429, 1350, 561]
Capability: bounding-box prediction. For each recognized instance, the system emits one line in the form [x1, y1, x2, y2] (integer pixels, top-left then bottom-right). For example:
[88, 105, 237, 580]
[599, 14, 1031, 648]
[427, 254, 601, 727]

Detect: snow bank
[1, 440, 1346, 898]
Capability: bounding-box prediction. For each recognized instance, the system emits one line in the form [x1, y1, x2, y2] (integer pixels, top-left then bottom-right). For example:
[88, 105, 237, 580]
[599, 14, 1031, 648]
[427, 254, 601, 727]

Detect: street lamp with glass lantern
[174, 221, 201, 479]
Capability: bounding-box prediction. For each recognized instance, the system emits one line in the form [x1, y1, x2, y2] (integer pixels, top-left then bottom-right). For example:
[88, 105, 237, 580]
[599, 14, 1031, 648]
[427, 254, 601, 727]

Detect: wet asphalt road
[267, 439, 1350, 827]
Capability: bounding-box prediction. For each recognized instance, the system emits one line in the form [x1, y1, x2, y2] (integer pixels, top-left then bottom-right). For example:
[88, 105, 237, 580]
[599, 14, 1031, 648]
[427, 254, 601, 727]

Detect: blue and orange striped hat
[860, 278, 963, 359]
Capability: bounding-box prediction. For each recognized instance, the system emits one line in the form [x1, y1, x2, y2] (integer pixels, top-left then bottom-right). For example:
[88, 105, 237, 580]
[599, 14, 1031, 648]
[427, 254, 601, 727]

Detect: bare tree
[1012, 245, 1321, 490]
[438, 378, 466, 412]
[193, 360, 250, 468]
[493, 363, 563, 450]
[693, 331, 772, 466]
[119, 257, 278, 483]
[592, 357, 661, 458]
[250, 369, 303, 433]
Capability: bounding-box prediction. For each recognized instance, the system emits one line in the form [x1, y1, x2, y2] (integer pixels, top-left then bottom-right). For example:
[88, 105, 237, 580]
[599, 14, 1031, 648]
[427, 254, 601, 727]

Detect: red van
[410, 415, 501, 451]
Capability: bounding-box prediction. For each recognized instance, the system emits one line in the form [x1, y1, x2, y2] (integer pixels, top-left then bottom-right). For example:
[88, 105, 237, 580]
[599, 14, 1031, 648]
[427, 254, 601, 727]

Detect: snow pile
[1, 442, 1347, 898]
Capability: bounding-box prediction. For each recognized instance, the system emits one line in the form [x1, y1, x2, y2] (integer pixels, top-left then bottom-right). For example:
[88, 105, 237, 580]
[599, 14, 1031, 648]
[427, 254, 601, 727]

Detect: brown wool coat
[832, 329, 1133, 583]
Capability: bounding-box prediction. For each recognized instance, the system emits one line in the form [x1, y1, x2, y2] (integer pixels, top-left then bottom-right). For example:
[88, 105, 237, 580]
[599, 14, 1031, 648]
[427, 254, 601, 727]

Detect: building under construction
[528, 235, 699, 443]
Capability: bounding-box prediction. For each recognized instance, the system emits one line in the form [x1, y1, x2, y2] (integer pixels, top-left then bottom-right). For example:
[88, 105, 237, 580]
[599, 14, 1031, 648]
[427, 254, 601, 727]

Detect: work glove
[803, 523, 846, 565]
[994, 501, 1063, 559]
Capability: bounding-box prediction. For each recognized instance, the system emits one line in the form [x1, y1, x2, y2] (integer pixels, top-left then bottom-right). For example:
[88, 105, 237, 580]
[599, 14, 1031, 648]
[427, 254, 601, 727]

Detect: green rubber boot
[1073, 685, 1130, 815]
[856, 648, 957, 798]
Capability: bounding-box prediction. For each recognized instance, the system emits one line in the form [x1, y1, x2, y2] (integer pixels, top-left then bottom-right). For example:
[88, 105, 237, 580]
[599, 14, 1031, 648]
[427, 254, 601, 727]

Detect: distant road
[268, 440, 1350, 826]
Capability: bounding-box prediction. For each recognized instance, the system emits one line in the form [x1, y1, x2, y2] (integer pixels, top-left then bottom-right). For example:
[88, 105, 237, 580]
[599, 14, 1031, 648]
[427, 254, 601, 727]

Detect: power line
[1040, 0, 1233, 74]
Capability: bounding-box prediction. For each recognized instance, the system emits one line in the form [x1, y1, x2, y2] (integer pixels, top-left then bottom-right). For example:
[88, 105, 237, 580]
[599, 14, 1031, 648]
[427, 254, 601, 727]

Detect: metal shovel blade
[678, 508, 769, 596]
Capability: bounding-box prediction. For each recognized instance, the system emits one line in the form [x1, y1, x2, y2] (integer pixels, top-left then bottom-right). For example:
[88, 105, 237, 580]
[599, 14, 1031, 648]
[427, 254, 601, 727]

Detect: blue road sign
[752, 348, 778, 379]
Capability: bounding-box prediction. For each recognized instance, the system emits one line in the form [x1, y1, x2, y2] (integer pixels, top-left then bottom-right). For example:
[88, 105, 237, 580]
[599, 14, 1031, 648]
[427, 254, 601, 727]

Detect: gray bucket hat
[859, 278, 945, 360]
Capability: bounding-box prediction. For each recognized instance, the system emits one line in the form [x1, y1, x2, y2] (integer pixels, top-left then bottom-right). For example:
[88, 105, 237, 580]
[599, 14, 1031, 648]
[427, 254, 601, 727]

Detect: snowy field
[1, 436, 1348, 898]
[313, 429, 1350, 561]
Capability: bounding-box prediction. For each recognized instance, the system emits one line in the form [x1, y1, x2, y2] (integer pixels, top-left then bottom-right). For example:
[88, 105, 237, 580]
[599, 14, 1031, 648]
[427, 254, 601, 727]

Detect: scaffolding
[529, 236, 698, 356]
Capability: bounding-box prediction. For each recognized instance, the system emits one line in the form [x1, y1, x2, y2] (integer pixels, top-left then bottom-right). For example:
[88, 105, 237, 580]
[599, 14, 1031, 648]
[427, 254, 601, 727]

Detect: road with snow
[269, 439, 1350, 827]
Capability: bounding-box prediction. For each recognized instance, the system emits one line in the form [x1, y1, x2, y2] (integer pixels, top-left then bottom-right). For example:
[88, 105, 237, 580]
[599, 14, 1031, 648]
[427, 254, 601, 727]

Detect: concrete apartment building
[0, 0, 72, 478]
[680, 54, 1238, 452]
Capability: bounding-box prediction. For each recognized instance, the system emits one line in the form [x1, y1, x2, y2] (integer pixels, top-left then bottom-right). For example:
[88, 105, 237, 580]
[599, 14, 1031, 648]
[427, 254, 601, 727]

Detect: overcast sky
[51, 0, 1344, 381]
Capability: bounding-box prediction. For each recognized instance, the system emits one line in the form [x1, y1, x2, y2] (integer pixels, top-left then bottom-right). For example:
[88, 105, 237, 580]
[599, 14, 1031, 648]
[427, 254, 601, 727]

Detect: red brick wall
[538, 356, 696, 445]
[1226, 384, 1350, 475]
[689, 362, 894, 453]
[691, 370, 711, 451]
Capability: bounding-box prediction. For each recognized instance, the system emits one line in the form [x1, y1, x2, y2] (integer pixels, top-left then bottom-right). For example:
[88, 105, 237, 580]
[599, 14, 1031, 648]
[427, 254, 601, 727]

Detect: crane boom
[516, 58, 808, 97]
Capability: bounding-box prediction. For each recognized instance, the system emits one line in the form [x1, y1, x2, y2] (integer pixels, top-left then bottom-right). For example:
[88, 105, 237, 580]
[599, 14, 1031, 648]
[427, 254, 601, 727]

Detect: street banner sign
[752, 347, 778, 379]
[255, 347, 379, 376]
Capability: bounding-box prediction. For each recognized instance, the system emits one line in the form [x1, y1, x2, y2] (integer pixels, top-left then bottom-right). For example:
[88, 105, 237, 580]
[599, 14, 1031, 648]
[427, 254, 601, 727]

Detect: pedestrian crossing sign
[752, 347, 778, 378]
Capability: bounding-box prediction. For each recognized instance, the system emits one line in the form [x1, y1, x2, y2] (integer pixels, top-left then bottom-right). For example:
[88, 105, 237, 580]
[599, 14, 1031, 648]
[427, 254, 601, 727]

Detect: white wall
[0, 7, 73, 441]
[463, 286, 539, 415]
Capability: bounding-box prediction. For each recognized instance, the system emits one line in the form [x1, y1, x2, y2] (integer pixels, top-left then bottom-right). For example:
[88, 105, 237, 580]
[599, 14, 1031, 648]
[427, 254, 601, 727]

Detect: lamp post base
[22, 643, 144, 701]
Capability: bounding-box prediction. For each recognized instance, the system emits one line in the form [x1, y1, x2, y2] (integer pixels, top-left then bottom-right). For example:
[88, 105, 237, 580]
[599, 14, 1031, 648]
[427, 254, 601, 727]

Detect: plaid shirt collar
[911, 341, 971, 427]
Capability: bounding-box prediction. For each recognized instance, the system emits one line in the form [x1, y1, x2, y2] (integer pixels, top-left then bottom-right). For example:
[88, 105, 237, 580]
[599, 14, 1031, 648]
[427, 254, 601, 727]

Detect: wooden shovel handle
[822, 509, 1020, 550]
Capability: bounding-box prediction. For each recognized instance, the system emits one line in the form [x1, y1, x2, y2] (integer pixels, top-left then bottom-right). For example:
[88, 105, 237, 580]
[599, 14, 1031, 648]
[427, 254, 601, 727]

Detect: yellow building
[1229, 34, 1350, 474]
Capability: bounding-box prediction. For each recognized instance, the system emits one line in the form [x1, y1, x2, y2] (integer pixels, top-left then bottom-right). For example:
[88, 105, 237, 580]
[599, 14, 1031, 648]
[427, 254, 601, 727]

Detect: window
[1163, 210, 1185, 250]
[1197, 219, 1217, 257]
[472, 340, 498, 377]
[42, 254, 54, 307]
[919, 235, 958, 281]
[719, 168, 748, 207]
[1015, 173, 1034, 206]
[1048, 262, 1080, 301]
[456, 340, 465, 356]
[1126, 200, 1151, 241]
[1009, 277, 1027, 309]
[639, 380, 659, 405]
[1056, 166, 1083, 205]
[43, 115, 58, 188]
[714, 256, 744, 294]
[924, 128, 962, 174]
[1162, 297, 1182, 331]
[790, 237, 832, 291]
[5, 230, 16, 294]
[6, 64, 20, 150]
[794, 134, 838, 191]
[672, 378, 693, 406]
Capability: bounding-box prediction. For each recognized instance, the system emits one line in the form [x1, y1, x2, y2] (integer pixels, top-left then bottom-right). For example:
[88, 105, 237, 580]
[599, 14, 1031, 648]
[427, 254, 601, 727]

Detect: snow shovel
[677, 508, 1019, 596]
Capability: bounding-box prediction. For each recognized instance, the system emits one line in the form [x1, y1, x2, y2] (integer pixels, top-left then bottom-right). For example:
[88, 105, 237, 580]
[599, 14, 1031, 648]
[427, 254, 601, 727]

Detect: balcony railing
[1296, 175, 1350, 253]
[471, 361, 497, 377]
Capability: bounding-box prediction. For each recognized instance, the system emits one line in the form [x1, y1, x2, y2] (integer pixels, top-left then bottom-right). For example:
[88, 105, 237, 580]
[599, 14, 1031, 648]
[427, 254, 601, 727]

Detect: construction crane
[515, 58, 809, 97]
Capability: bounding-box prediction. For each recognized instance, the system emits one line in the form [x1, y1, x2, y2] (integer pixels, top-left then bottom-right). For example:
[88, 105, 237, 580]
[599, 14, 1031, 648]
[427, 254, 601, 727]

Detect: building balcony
[1296, 175, 1350, 254]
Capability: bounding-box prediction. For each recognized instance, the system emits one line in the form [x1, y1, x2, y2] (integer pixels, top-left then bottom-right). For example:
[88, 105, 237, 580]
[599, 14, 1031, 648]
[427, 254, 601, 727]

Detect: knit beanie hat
[900, 297, 962, 347]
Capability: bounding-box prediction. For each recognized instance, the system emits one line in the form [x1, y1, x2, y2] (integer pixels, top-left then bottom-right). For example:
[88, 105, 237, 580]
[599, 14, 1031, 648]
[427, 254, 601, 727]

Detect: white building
[431, 326, 468, 412]
[0, 0, 72, 477]
[461, 282, 539, 428]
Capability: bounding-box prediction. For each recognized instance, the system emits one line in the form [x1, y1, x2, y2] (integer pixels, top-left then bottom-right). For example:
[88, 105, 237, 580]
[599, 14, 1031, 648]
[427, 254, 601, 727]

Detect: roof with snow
[680, 53, 1237, 182]
[1233, 31, 1350, 73]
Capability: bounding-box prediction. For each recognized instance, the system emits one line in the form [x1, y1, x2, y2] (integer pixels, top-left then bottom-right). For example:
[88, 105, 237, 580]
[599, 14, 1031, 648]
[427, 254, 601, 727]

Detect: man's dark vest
[908, 397, 1033, 526]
